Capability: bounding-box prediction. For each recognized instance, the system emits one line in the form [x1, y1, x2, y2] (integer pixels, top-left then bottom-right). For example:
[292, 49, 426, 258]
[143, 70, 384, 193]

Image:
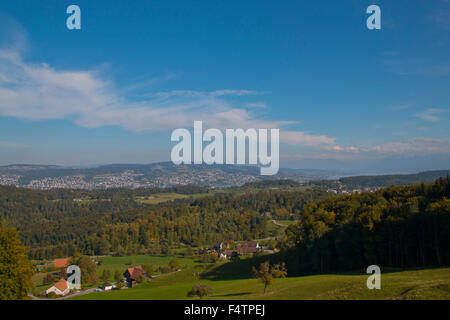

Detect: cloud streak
[413, 108, 446, 122]
[0, 47, 336, 148]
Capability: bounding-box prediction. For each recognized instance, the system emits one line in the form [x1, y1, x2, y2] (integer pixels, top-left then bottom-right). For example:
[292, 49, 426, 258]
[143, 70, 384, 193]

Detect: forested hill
[311, 169, 450, 190]
[278, 176, 450, 275]
[0, 185, 328, 259]
[1, 177, 448, 268]
[340, 170, 450, 187]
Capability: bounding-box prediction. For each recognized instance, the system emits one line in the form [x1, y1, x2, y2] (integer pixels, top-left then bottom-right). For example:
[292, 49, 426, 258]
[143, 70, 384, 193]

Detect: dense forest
[278, 176, 450, 274]
[1, 176, 449, 275]
[0, 185, 328, 259]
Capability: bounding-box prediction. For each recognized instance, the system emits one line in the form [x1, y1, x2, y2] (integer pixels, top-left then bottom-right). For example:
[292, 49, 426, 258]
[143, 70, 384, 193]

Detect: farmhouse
[239, 241, 259, 249]
[46, 279, 70, 296]
[123, 266, 147, 287]
[237, 246, 258, 255]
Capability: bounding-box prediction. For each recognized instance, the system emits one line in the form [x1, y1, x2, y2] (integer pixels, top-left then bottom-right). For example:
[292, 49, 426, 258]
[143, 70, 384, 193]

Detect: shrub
[142, 264, 153, 275]
[160, 266, 171, 274]
[136, 274, 146, 284]
[169, 259, 181, 271]
[187, 284, 213, 299]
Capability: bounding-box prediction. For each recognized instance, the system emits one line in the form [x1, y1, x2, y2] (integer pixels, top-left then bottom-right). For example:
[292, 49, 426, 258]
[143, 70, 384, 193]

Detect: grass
[276, 220, 296, 226]
[71, 258, 450, 300]
[134, 190, 231, 204]
[266, 219, 297, 237]
[33, 253, 200, 295]
[31, 272, 52, 295]
[95, 254, 200, 281]
[135, 193, 189, 204]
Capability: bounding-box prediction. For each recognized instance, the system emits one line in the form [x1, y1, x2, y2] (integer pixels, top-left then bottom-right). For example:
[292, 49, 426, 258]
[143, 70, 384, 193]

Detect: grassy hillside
[71, 264, 450, 300]
[135, 193, 189, 204]
[96, 254, 199, 279]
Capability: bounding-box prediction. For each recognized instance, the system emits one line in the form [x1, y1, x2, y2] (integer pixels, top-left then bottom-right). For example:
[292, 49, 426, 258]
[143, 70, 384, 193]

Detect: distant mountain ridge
[310, 169, 450, 191]
[1, 162, 447, 190]
[0, 162, 334, 189]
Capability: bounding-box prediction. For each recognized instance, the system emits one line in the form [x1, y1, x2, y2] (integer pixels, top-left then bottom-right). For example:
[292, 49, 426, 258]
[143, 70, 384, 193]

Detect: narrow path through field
[271, 219, 289, 227]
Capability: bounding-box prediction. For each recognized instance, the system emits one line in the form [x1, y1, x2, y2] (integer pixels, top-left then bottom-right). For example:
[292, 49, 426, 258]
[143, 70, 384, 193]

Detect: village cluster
[44, 258, 151, 297]
[42, 240, 267, 298]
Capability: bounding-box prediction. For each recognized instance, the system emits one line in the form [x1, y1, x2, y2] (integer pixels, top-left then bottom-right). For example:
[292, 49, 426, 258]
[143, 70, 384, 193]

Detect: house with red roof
[123, 266, 147, 287]
[45, 279, 70, 296]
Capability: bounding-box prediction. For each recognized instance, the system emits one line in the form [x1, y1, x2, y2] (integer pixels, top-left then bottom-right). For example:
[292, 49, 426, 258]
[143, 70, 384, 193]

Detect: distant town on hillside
[0, 162, 448, 192]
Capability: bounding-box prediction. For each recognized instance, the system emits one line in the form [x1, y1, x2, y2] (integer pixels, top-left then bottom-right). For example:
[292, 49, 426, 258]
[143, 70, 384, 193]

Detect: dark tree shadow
[212, 292, 252, 297]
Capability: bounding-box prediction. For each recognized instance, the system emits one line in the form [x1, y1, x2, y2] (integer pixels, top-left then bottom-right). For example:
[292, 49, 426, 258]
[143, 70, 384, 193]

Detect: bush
[271, 262, 288, 278]
[160, 266, 171, 274]
[136, 274, 146, 284]
[169, 259, 181, 271]
[186, 247, 194, 256]
[114, 270, 122, 282]
[187, 284, 213, 299]
[142, 264, 153, 275]
[202, 253, 218, 263]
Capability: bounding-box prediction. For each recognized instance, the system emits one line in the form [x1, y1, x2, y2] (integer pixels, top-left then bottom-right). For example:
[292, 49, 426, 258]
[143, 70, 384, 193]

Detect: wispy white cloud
[413, 108, 446, 122]
[280, 131, 335, 146]
[369, 138, 450, 154]
[0, 46, 338, 148]
[0, 48, 267, 131]
[284, 137, 450, 162]
[317, 138, 450, 157]
[245, 102, 269, 109]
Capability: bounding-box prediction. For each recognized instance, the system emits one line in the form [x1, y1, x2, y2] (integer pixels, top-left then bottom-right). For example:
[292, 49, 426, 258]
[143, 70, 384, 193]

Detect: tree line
[278, 177, 450, 274]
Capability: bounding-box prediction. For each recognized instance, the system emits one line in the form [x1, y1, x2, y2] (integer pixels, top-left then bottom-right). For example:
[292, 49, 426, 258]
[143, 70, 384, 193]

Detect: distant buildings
[0, 169, 263, 190]
[210, 241, 261, 259]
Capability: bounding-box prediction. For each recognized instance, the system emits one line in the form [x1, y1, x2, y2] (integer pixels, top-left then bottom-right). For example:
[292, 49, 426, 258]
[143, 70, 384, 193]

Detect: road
[28, 288, 96, 300]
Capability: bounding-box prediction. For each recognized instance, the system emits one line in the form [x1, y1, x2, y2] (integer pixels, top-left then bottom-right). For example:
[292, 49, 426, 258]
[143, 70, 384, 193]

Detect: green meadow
[266, 219, 296, 237]
[71, 255, 450, 300]
[135, 193, 190, 204]
[95, 254, 199, 279]
[31, 272, 52, 295]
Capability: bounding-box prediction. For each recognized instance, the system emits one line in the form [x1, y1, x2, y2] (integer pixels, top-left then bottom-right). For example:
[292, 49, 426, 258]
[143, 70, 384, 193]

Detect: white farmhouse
[46, 279, 70, 296]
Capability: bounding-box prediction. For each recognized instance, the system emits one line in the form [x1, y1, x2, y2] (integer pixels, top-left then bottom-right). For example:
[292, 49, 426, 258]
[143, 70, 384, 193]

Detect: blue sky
[0, 0, 449, 173]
